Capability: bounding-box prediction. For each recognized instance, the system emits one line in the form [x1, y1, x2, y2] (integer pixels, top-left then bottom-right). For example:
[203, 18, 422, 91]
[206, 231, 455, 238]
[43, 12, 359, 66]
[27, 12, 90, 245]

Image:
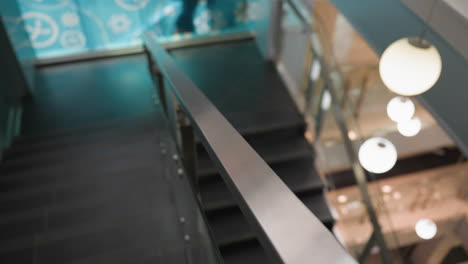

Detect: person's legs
[176, 0, 198, 32]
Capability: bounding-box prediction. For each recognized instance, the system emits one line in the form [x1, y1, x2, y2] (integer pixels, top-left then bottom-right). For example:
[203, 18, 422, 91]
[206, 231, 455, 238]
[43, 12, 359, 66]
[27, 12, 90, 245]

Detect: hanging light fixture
[415, 218, 437, 239]
[379, 0, 442, 96]
[397, 117, 422, 137]
[386, 96, 415, 122]
[358, 137, 397, 174]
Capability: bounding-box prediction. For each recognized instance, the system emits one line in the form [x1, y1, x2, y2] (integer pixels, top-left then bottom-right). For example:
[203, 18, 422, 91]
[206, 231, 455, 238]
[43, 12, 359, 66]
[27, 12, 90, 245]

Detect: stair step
[0, 190, 158, 244]
[0, 163, 155, 204]
[221, 239, 269, 264]
[197, 135, 312, 180]
[2, 130, 157, 171]
[4, 122, 158, 161]
[0, 169, 157, 215]
[0, 212, 166, 264]
[200, 157, 324, 211]
[196, 119, 305, 152]
[208, 192, 333, 248]
[0, 140, 158, 185]
[14, 112, 158, 146]
[208, 207, 255, 247]
[65, 244, 185, 264]
[0, 175, 158, 234]
[0, 207, 157, 248]
[0, 150, 157, 194]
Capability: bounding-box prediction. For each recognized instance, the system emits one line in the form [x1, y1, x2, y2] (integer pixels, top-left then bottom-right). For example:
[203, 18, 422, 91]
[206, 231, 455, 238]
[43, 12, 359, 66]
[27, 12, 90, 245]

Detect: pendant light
[358, 137, 397, 174]
[379, 0, 442, 96]
[415, 218, 437, 239]
[386, 96, 415, 122]
[397, 117, 422, 137]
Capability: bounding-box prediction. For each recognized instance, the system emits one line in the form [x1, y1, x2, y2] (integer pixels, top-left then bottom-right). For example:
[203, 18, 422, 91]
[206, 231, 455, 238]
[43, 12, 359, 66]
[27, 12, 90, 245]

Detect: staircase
[0, 113, 192, 263]
[170, 39, 334, 263]
[0, 38, 335, 263]
[197, 125, 334, 263]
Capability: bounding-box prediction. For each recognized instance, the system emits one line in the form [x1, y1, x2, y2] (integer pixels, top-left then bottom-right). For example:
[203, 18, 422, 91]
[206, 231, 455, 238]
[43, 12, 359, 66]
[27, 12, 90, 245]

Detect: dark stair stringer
[171, 39, 334, 263]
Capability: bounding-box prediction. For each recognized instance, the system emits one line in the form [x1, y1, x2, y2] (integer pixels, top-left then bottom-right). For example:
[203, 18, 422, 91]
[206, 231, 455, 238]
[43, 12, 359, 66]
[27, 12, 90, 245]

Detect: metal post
[303, 41, 315, 114]
[156, 71, 168, 116]
[176, 107, 198, 192]
[145, 46, 168, 115]
[314, 86, 326, 141]
[358, 231, 377, 263]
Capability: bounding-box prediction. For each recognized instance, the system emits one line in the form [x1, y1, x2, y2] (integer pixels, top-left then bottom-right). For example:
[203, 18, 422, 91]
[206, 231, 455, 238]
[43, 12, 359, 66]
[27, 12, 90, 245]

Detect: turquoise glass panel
[1, 0, 255, 59]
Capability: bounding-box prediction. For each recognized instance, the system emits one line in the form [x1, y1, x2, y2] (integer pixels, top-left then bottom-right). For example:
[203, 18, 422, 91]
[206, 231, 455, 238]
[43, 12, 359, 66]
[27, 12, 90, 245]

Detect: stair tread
[5, 123, 158, 160]
[200, 157, 324, 211]
[2, 133, 158, 172]
[0, 175, 158, 227]
[196, 118, 305, 146]
[0, 214, 179, 264]
[15, 112, 158, 145]
[198, 135, 312, 179]
[0, 209, 159, 251]
[0, 141, 158, 182]
[0, 163, 156, 203]
[208, 192, 333, 247]
[0, 169, 158, 215]
[0, 190, 161, 245]
[64, 244, 185, 264]
[221, 240, 269, 264]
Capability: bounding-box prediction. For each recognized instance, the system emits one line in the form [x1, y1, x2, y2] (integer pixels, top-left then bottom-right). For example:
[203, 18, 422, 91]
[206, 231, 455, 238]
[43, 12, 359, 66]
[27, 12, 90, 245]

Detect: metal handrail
[282, 0, 393, 263]
[143, 32, 356, 264]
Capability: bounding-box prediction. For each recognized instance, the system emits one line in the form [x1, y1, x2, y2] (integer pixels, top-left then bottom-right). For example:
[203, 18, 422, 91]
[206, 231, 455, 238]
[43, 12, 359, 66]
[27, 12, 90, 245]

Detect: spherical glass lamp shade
[397, 117, 422, 137]
[358, 137, 397, 174]
[415, 218, 437, 240]
[379, 38, 442, 96]
[387, 96, 415, 122]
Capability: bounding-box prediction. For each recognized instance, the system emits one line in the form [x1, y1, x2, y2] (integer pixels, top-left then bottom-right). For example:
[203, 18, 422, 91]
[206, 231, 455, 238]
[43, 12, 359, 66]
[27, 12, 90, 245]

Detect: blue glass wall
[1, 0, 255, 59]
[0, 0, 36, 91]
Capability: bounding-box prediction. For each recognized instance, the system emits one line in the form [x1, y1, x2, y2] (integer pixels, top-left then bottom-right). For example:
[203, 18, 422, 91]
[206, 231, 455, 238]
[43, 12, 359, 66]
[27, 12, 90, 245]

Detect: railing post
[176, 107, 198, 192]
[155, 70, 168, 116]
[145, 46, 168, 115]
[314, 86, 326, 140]
[303, 42, 315, 114]
[358, 230, 376, 263]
